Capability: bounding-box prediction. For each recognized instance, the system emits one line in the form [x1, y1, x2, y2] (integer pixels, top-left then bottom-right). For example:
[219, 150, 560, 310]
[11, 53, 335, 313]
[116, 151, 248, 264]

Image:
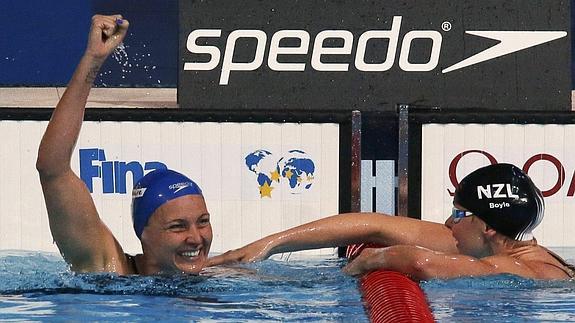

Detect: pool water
[0, 251, 365, 321]
[424, 275, 575, 322]
[1, 250, 575, 321]
[424, 247, 575, 322]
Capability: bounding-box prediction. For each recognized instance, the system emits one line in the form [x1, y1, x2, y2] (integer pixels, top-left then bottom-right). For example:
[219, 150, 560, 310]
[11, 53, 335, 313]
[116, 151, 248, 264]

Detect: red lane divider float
[347, 244, 435, 323]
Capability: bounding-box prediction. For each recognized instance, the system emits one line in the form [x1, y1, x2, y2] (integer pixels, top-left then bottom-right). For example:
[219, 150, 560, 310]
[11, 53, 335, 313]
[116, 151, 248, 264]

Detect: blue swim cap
[131, 169, 203, 239]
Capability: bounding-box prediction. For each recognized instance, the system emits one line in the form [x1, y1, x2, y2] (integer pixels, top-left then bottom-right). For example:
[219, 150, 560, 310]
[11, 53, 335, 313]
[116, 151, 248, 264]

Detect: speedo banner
[178, 0, 570, 111]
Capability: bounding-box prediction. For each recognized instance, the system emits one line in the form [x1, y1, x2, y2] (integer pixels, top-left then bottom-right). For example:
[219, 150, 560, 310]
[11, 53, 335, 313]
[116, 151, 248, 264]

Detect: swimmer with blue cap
[37, 14, 211, 275]
[210, 163, 574, 280]
[130, 169, 212, 275]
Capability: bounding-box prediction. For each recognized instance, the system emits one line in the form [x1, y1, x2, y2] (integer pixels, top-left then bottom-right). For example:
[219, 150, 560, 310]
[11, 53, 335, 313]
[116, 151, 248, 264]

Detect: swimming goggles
[451, 208, 473, 223]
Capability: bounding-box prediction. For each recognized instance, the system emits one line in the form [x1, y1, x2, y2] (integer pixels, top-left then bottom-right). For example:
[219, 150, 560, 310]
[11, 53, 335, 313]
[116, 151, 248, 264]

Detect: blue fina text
[79, 148, 167, 194]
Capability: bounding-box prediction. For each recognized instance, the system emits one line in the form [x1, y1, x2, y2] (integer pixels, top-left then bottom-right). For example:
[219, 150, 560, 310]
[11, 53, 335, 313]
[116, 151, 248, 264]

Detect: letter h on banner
[361, 160, 395, 214]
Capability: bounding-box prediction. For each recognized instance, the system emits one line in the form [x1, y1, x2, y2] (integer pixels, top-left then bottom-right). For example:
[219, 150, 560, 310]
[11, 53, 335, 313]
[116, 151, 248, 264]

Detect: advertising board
[179, 0, 570, 111]
[0, 120, 339, 255]
[421, 123, 575, 247]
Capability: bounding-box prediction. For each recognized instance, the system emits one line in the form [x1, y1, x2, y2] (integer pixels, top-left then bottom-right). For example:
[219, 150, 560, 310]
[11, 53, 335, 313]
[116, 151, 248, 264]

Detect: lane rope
[347, 243, 435, 323]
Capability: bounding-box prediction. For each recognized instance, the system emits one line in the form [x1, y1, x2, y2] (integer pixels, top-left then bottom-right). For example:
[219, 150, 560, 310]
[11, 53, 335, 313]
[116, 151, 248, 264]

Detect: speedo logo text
[182, 16, 566, 85]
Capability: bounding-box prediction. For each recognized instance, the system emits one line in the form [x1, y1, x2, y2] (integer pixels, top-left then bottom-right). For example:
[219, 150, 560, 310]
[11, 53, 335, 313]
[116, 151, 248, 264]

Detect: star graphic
[284, 169, 293, 179]
[259, 181, 274, 198]
[270, 170, 281, 182]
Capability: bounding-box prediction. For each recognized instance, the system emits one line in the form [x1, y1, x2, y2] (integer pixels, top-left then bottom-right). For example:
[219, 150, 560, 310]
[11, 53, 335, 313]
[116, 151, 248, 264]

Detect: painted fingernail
[116, 18, 123, 25]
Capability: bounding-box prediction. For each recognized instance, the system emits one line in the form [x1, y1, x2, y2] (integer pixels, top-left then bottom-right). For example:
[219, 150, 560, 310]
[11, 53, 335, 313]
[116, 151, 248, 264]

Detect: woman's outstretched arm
[208, 212, 457, 266]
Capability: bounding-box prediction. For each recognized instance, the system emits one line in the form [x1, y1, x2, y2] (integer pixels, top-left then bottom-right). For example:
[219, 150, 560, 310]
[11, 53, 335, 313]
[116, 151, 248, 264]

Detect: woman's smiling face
[140, 195, 212, 274]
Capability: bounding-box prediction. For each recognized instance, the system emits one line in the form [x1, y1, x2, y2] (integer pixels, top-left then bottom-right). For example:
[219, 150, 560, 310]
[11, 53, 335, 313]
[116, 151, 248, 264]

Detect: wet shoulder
[510, 245, 574, 279]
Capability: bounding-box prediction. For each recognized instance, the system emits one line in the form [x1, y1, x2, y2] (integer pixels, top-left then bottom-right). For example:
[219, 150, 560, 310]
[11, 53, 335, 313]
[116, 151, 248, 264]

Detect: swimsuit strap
[540, 247, 575, 278]
[125, 254, 139, 275]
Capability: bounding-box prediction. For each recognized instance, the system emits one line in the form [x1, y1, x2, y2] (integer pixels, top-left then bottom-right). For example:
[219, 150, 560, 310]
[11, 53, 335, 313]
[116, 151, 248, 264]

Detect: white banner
[422, 123, 575, 247]
[0, 121, 339, 255]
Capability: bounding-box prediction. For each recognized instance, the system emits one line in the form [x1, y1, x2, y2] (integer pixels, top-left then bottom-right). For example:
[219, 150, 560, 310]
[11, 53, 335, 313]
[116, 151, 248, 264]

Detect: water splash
[112, 43, 129, 67]
[96, 33, 161, 87]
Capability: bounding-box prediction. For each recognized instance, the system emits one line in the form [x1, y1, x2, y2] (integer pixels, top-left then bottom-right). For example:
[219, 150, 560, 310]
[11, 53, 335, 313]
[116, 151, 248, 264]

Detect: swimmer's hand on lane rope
[342, 248, 379, 277]
[206, 240, 275, 267]
[86, 14, 129, 61]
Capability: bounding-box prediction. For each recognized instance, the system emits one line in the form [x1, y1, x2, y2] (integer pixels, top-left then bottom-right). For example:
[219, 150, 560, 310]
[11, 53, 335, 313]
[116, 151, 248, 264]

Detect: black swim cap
[453, 163, 544, 241]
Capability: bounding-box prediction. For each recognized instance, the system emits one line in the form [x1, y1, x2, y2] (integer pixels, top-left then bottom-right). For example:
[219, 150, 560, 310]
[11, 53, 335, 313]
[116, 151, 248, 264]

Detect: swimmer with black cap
[210, 163, 574, 280]
[37, 15, 212, 275]
[451, 163, 544, 255]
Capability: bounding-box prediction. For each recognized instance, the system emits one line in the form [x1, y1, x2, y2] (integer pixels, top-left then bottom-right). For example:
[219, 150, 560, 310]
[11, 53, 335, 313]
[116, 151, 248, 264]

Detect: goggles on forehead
[451, 208, 473, 223]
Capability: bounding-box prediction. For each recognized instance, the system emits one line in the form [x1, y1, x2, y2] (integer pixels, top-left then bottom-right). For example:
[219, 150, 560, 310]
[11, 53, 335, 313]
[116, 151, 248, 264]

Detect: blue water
[424, 275, 575, 322]
[423, 247, 575, 322]
[1, 250, 575, 321]
[0, 251, 365, 321]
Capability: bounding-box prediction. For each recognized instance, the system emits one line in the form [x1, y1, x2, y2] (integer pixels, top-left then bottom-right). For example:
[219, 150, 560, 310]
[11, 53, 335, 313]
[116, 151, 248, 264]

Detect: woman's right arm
[36, 15, 130, 272]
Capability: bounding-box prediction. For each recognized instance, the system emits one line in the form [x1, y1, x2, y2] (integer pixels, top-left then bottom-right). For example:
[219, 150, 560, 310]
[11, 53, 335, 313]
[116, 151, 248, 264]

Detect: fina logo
[80, 148, 167, 194]
[183, 16, 567, 85]
[245, 149, 315, 198]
